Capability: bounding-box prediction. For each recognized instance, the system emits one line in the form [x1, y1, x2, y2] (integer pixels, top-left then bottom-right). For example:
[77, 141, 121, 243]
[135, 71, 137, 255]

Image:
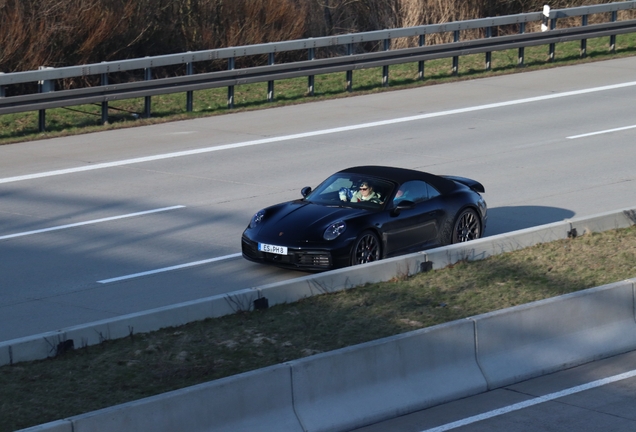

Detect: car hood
[253, 200, 369, 243]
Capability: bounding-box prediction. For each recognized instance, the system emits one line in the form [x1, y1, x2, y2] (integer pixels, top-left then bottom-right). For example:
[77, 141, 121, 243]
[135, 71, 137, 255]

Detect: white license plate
[258, 243, 288, 255]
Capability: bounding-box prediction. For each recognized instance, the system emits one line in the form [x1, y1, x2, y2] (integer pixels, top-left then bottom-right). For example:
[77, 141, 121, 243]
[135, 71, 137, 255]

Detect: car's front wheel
[451, 208, 481, 243]
[350, 231, 381, 266]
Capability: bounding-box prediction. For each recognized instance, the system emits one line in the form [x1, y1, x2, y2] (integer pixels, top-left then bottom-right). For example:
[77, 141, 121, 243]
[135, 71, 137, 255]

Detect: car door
[382, 181, 442, 256]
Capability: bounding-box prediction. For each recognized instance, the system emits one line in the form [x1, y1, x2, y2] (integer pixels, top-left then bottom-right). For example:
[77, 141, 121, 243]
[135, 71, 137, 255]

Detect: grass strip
[2, 35, 636, 145]
[1, 225, 635, 431]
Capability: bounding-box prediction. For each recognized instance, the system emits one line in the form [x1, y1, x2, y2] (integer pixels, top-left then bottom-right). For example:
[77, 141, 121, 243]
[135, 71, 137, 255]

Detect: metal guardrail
[1, 1, 635, 130]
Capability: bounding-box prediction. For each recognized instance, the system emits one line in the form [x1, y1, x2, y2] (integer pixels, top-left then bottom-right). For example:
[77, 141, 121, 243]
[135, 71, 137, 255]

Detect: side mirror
[301, 186, 312, 198]
[392, 200, 415, 215]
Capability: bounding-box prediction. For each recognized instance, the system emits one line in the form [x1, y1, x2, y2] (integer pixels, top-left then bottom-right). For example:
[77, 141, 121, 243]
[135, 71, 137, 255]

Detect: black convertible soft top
[339, 165, 457, 195]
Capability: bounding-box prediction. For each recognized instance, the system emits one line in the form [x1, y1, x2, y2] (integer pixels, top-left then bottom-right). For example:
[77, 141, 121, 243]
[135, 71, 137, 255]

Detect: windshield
[305, 173, 395, 208]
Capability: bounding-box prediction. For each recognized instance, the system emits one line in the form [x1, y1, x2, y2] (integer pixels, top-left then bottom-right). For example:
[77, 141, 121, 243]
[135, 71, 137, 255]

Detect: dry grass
[1, 226, 635, 431]
[0, 0, 309, 75]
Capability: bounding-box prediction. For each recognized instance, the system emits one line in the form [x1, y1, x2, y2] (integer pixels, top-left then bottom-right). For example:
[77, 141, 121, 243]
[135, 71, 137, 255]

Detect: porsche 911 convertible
[241, 166, 487, 271]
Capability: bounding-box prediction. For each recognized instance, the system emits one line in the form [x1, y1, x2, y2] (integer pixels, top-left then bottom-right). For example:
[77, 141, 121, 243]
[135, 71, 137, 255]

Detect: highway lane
[1, 57, 636, 342]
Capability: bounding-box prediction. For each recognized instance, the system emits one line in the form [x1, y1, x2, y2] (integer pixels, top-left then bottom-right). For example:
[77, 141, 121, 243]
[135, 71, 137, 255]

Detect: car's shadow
[485, 206, 576, 237]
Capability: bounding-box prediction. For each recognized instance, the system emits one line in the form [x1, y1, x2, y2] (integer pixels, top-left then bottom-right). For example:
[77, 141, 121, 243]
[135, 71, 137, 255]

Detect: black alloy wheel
[452, 208, 481, 243]
[351, 231, 381, 265]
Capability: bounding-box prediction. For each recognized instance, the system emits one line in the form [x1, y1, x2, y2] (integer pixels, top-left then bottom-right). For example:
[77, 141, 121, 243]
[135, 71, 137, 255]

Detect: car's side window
[395, 180, 428, 203]
[426, 183, 440, 199]
[395, 180, 440, 204]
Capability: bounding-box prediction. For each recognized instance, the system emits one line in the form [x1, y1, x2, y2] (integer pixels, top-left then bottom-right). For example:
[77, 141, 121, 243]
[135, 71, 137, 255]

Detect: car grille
[242, 237, 259, 257]
[296, 252, 331, 267]
[242, 238, 332, 269]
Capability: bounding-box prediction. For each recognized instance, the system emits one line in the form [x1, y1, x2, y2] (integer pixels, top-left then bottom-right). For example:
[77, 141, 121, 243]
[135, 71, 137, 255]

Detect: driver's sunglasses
[359, 187, 368, 191]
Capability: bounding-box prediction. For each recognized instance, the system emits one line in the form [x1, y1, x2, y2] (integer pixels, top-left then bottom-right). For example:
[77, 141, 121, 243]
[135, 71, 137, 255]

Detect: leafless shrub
[0, 0, 307, 75]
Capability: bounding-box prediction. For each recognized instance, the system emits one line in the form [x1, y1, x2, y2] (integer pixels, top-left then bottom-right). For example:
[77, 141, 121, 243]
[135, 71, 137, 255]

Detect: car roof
[338, 165, 456, 195]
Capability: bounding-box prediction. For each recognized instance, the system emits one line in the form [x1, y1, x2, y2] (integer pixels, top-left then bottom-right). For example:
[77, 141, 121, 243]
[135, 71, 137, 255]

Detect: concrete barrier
[289, 320, 487, 432]
[473, 279, 636, 389]
[21, 364, 303, 432]
[424, 220, 571, 271]
[18, 321, 483, 432]
[17, 420, 72, 432]
[0, 344, 10, 366]
[3, 288, 258, 365]
[567, 208, 636, 236]
[259, 252, 427, 306]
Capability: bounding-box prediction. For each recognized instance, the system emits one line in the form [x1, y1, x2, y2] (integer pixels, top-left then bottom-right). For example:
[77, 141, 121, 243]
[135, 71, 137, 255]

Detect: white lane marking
[2, 81, 636, 185]
[97, 252, 242, 283]
[421, 369, 636, 432]
[0, 205, 185, 241]
[567, 124, 636, 139]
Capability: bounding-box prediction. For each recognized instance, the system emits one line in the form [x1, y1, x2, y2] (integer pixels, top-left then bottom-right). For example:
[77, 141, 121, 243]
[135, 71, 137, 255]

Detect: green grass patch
[2, 34, 636, 145]
[1, 226, 636, 431]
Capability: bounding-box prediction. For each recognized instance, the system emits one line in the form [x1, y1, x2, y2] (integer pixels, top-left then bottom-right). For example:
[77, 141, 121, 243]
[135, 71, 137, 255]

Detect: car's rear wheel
[350, 231, 381, 265]
[452, 208, 481, 243]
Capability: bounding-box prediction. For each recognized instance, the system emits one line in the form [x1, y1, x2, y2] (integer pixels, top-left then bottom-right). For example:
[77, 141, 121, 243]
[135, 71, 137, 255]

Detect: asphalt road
[1, 57, 636, 342]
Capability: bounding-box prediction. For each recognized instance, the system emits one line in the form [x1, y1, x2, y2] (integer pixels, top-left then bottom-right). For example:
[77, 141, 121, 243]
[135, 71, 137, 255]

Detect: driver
[348, 181, 381, 203]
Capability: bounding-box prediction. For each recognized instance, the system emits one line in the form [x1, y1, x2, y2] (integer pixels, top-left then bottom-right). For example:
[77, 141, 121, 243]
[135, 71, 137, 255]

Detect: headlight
[249, 210, 265, 229]
[323, 221, 346, 241]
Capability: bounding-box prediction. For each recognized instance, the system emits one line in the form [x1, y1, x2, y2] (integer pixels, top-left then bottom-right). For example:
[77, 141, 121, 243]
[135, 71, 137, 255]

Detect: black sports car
[242, 166, 487, 271]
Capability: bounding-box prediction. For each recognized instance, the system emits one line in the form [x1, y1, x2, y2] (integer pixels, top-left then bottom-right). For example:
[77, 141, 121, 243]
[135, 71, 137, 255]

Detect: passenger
[349, 181, 381, 203]
[393, 187, 409, 203]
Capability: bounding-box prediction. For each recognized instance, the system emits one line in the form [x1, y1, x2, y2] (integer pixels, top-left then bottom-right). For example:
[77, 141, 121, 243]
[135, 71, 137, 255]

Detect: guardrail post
[485, 27, 492, 71]
[267, 52, 275, 102]
[308, 47, 315, 96]
[580, 14, 588, 58]
[452, 30, 460, 75]
[541, 5, 550, 31]
[518, 22, 526, 67]
[549, 17, 557, 62]
[186, 62, 193, 112]
[418, 34, 425, 80]
[0, 72, 5, 98]
[38, 66, 54, 132]
[144, 66, 152, 118]
[346, 43, 353, 92]
[228, 57, 235, 109]
[101, 70, 108, 124]
[382, 38, 390, 87]
[610, 10, 617, 52]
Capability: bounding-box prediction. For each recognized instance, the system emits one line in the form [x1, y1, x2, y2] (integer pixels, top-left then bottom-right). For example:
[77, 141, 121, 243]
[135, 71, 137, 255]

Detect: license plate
[258, 243, 288, 255]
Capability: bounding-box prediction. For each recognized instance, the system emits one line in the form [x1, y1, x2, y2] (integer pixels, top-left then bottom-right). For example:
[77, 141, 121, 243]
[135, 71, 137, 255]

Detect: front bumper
[241, 236, 333, 271]
[241, 235, 352, 271]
